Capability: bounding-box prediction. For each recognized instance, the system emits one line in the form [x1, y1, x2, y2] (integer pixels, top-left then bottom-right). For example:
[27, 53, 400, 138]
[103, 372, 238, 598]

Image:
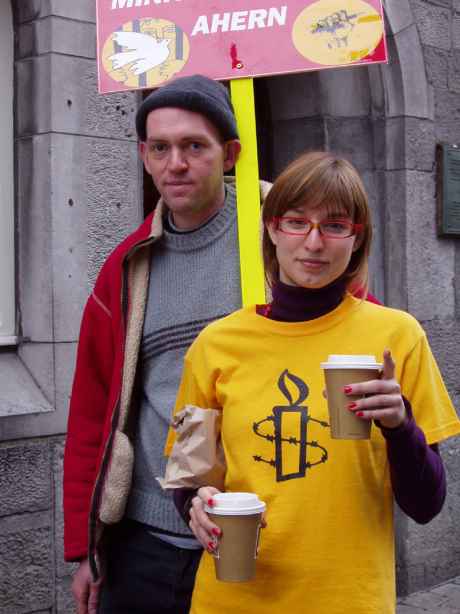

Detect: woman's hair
[262, 151, 372, 292]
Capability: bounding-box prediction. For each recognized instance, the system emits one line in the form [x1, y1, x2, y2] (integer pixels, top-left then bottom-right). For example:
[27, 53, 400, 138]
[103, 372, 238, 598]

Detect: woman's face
[267, 203, 361, 289]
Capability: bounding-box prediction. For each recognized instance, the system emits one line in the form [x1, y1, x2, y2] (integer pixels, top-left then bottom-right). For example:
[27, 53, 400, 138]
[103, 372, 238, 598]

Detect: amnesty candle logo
[253, 370, 328, 482]
[292, 0, 383, 65]
[101, 18, 190, 88]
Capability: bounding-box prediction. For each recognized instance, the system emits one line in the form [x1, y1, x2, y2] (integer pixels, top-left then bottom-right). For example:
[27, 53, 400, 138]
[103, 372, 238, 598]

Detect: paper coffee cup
[205, 492, 266, 582]
[321, 355, 382, 440]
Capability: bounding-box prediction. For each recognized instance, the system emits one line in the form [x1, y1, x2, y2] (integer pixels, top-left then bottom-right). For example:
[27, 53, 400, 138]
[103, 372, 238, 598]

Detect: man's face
[140, 107, 240, 230]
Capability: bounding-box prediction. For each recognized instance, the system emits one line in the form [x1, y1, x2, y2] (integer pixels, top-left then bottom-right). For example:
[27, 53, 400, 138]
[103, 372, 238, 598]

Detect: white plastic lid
[204, 492, 266, 516]
[320, 354, 382, 370]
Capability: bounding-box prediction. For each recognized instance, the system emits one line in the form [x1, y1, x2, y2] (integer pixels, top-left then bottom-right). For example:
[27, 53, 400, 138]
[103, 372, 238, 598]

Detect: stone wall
[0, 1, 142, 612]
[395, 0, 460, 596]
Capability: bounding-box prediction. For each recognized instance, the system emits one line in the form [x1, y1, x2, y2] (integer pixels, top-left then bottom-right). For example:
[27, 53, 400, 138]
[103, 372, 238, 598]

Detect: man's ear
[223, 140, 241, 172]
[139, 142, 152, 176]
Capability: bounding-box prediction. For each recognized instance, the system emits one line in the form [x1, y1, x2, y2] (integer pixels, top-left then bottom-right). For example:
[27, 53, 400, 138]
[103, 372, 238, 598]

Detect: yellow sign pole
[230, 78, 266, 307]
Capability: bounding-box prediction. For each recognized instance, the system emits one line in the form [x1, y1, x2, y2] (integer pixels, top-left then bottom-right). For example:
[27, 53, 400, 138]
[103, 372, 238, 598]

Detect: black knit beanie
[136, 74, 239, 142]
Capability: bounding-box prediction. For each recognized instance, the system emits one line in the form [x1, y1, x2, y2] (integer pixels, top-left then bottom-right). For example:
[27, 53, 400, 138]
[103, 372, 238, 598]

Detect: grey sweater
[126, 183, 241, 536]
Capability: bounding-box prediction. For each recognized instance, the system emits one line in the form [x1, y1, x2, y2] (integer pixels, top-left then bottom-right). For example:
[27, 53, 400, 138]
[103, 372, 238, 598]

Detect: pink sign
[97, 0, 387, 93]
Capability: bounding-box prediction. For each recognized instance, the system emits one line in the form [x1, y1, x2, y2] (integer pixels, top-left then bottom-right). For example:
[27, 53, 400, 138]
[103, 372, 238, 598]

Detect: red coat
[63, 208, 161, 568]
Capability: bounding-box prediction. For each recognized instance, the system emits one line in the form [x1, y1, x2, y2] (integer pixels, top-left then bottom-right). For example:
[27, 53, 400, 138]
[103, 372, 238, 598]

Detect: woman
[169, 152, 460, 614]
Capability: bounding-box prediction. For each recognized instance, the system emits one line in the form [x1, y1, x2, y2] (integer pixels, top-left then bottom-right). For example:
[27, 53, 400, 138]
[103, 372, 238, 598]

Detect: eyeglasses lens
[279, 218, 353, 238]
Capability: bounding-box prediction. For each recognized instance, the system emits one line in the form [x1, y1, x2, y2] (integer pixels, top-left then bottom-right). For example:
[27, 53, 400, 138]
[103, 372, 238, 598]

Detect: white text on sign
[191, 7, 287, 35]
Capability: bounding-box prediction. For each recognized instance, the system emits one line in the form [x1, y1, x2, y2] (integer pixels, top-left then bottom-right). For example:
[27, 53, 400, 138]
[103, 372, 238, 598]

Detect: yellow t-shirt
[171, 295, 460, 614]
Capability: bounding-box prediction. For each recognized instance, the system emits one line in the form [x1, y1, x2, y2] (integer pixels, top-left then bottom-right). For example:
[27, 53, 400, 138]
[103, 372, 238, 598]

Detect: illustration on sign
[294, 0, 383, 64]
[97, 0, 386, 93]
[102, 18, 190, 88]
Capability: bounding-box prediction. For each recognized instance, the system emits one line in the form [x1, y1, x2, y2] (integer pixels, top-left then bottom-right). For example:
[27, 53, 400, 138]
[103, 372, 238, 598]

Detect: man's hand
[71, 558, 102, 614]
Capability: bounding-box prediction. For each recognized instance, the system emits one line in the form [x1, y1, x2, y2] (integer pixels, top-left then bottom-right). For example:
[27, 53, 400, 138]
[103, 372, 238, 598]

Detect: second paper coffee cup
[321, 354, 382, 440]
[205, 492, 266, 582]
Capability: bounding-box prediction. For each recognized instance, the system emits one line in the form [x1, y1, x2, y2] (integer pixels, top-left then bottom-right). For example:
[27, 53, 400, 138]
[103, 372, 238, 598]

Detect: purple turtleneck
[173, 280, 446, 527]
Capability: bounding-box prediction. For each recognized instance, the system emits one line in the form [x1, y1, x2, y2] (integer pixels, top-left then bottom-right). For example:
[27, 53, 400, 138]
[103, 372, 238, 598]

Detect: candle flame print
[253, 369, 329, 482]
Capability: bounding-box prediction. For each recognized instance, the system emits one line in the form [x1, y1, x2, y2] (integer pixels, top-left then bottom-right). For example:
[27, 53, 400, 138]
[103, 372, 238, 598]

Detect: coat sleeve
[63, 278, 117, 561]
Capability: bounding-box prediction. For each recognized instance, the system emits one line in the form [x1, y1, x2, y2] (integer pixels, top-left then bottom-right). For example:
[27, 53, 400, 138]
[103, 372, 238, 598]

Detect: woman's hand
[345, 349, 407, 429]
[189, 486, 222, 553]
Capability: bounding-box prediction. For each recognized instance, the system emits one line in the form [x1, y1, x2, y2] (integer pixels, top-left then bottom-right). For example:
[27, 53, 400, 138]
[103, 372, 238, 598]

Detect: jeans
[97, 519, 202, 614]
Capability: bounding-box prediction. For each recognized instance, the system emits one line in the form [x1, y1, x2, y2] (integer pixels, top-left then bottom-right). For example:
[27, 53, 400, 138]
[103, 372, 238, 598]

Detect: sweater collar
[160, 183, 236, 252]
[268, 276, 347, 322]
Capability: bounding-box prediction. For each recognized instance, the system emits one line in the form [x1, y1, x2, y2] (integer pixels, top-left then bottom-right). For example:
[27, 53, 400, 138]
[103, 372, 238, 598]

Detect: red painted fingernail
[348, 402, 357, 410]
[344, 386, 352, 394]
[212, 528, 221, 536]
[356, 411, 364, 417]
[207, 541, 214, 550]
[207, 499, 214, 507]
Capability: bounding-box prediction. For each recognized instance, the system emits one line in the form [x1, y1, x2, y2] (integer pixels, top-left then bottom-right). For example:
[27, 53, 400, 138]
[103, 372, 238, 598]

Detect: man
[64, 75, 248, 614]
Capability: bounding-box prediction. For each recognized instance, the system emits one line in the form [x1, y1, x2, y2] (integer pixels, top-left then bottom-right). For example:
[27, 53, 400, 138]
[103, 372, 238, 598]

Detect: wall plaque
[437, 143, 460, 237]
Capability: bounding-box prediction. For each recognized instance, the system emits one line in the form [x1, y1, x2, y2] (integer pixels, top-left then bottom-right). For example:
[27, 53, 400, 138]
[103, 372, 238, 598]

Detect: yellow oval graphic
[292, 0, 383, 66]
[102, 18, 190, 89]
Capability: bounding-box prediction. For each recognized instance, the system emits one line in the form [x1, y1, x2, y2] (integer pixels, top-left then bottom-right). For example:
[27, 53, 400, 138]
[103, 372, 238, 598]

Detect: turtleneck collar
[265, 276, 347, 322]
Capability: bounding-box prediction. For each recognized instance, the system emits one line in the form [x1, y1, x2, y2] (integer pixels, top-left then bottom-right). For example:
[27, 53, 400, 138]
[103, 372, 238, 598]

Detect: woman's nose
[303, 226, 324, 250]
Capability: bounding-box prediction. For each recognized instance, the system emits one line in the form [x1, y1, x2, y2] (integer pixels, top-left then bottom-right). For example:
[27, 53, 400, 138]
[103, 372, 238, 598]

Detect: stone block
[266, 71, 321, 122]
[48, 133, 91, 342]
[17, 16, 96, 59]
[383, 0, 414, 35]
[448, 49, 460, 91]
[0, 441, 51, 516]
[384, 117, 435, 171]
[19, 133, 141, 342]
[434, 88, 460, 142]
[318, 66, 371, 118]
[54, 343, 77, 436]
[411, 0, 451, 51]
[422, 319, 460, 409]
[270, 118, 325, 178]
[424, 45, 450, 89]
[453, 15, 460, 49]
[13, 0, 95, 24]
[85, 137, 144, 288]
[16, 54, 139, 140]
[0, 354, 53, 420]
[381, 27, 434, 120]
[456, 244, 460, 319]
[18, 342, 55, 406]
[406, 170, 455, 320]
[396, 606, 420, 614]
[362, 170, 385, 301]
[53, 440, 78, 579]
[325, 117, 374, 170]
[368, 63, 386, 118]
[0, 512, 53, 613]
[383, 171, 408, 310]
[401, 480, 460, 594]
[16, 135, 53, 343]
[15, 57, 52, 137]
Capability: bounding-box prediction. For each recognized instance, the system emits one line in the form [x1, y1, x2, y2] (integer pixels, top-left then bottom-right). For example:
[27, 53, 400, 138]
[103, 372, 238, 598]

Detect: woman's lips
[298, 258, 327, 269]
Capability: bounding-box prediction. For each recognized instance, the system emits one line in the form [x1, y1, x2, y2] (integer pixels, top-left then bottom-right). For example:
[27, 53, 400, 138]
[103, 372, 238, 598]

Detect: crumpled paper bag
[158, 405, 226, 490]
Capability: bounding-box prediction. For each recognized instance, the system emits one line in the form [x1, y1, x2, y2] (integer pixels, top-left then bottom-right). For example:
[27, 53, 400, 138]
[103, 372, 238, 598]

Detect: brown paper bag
[158, 405, 226, 490]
